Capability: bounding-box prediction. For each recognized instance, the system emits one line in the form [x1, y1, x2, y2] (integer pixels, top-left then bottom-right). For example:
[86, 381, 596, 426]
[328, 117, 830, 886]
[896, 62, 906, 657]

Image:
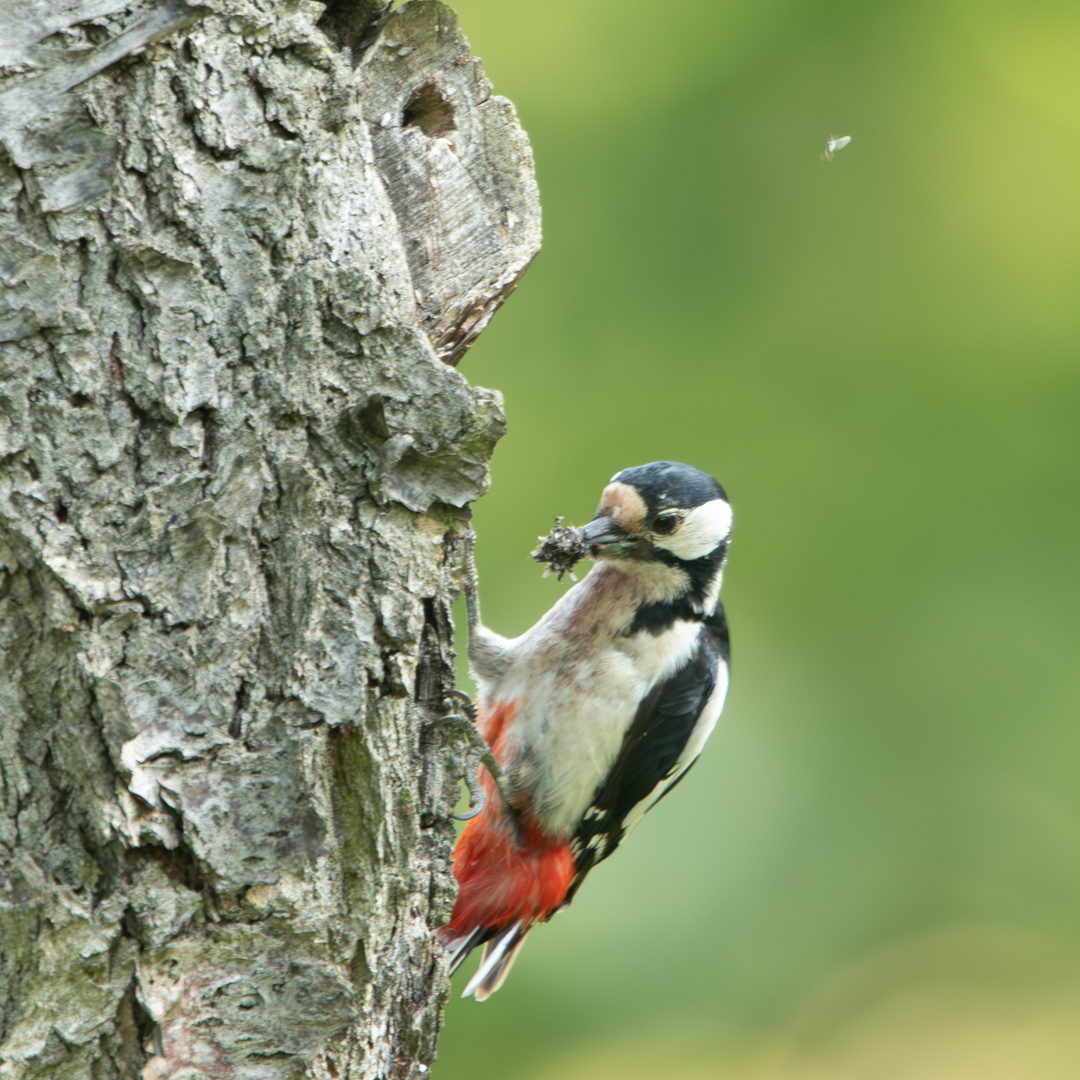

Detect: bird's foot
[427, 689, 513, 820]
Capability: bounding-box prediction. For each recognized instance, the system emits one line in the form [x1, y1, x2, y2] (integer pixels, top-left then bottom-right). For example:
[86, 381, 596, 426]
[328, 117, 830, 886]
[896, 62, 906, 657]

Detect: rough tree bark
[0, 1, 540, 1077]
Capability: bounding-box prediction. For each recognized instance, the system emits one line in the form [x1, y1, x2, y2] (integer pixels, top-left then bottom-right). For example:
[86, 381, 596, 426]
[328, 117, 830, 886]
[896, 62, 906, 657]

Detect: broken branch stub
[361, 2, 542, 365]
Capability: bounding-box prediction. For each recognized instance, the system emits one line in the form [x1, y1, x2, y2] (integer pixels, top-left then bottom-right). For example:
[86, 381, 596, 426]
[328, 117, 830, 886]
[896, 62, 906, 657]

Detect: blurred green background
[435, 0, 1080, 1076]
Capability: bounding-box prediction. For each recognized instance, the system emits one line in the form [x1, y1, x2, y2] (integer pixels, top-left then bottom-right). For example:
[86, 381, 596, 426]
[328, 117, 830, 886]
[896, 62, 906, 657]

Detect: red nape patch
[442, 700, 575, 938]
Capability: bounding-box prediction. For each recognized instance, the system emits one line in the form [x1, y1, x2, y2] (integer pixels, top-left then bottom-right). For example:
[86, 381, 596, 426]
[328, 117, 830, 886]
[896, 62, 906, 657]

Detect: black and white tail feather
[450, 921, 529, 1001]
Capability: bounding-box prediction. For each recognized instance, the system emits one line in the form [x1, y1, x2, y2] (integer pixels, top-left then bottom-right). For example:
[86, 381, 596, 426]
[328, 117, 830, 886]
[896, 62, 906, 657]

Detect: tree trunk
[0, 1, 540, 1076]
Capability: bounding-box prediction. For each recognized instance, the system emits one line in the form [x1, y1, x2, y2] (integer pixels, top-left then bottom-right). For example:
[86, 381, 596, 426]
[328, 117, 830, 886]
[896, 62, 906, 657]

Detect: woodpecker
[441, 461, 732, 999]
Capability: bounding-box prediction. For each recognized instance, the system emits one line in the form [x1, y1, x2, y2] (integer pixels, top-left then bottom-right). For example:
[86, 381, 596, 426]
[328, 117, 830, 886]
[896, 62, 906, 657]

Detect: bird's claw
[443, 688, 478, 723]
[454, 770, 486, 820]
[428, 690, 512, 821]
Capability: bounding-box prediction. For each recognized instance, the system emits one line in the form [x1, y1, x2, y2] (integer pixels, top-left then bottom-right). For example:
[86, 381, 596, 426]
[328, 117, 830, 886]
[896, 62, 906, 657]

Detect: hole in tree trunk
[402, 83, 456, 138]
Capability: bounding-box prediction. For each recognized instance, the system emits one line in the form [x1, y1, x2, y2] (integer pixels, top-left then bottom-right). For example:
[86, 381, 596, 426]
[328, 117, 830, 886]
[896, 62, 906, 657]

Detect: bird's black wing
[566, 604, 729, 901]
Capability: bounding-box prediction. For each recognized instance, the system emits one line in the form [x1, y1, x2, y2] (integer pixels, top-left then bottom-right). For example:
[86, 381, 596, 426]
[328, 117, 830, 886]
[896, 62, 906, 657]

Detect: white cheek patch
[655, 498, 732, 561]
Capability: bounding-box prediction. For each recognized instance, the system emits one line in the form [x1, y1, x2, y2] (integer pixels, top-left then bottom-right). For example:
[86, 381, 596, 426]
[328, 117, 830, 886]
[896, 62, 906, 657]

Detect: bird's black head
[578, 461, 731, 565]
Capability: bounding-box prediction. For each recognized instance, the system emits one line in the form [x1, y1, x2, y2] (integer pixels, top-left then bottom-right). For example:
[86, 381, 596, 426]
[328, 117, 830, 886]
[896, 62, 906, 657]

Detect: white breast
[478, 564, 704, 836]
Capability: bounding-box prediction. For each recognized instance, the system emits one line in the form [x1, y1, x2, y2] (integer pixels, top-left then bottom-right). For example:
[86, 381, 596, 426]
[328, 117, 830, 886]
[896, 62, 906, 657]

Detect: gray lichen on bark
[0, 1, 539, 1077]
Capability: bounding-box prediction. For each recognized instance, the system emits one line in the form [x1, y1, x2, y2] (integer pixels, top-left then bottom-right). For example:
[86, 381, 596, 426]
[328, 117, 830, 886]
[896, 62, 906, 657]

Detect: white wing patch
[617, 658, 729, 839]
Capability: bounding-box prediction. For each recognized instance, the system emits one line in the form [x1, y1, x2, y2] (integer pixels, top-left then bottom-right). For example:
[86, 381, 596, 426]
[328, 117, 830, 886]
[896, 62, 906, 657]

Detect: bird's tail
[451, 920, 529, 1001]
[443, 925, 484, 974]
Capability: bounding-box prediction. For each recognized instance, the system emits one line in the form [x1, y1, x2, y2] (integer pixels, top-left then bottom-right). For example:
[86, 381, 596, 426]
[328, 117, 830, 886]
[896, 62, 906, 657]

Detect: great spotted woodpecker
[441, 461, 732, 999]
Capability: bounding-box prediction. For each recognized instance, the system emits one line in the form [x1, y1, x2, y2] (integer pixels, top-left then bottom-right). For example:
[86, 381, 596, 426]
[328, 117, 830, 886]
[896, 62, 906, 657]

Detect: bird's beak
[577, 515, 637, 557]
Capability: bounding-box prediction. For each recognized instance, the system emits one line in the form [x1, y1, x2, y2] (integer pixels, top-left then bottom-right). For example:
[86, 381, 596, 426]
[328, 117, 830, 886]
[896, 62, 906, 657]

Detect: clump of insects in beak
[531, 517, 588, 580]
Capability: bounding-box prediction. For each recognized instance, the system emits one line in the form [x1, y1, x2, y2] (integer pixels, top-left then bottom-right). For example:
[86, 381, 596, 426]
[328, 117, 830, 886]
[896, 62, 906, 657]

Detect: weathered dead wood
[0, 1, 539, 1076]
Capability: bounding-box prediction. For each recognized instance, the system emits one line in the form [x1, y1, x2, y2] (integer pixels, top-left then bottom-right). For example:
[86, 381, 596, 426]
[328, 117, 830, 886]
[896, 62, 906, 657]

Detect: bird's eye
[652, 513, 681, 536]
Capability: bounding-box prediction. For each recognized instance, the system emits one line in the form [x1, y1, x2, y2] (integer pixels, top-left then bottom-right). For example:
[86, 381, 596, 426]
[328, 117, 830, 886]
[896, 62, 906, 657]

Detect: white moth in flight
[822, 134, 852, 161]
